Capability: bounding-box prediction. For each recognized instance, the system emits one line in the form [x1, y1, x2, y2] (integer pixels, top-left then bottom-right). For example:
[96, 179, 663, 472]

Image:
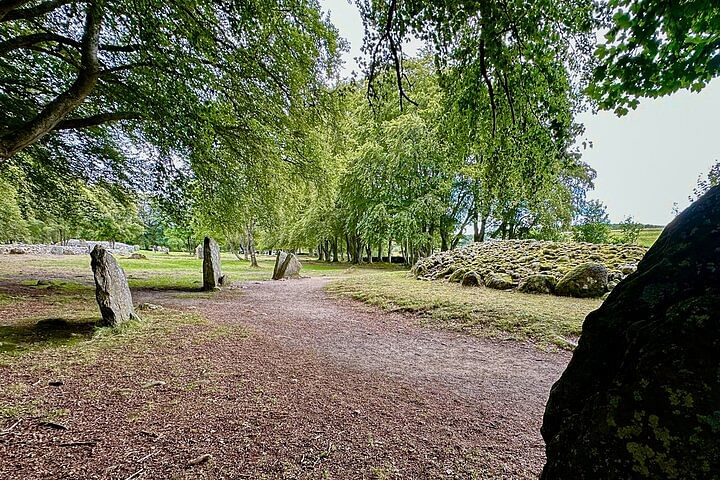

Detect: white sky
[320, 0, 720, 225]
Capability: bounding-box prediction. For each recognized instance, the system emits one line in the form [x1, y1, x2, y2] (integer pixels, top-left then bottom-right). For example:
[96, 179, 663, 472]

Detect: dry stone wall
[0, 240, 139, 256]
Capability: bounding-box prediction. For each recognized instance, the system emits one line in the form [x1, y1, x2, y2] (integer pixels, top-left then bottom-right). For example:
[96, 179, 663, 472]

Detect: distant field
[610, 227, 664, 248]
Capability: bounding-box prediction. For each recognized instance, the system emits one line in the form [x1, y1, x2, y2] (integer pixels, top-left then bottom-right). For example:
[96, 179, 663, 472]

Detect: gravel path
[1, 276, 571, 479]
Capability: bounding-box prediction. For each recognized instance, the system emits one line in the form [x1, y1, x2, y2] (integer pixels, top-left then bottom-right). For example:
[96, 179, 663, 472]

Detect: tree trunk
[479, 213, 488, 242]
[332, 237, 339, 262]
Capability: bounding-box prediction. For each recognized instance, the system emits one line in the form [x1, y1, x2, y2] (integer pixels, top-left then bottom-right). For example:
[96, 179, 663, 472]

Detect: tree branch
[0, 0, 103, 159]
[52, 111, 141, 130]
[1, 0, 75, 22]
[0, 0, 31, 20]
[0, 32, 76, 56]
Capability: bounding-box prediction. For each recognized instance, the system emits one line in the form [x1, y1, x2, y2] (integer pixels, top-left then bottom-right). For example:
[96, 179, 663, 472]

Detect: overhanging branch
[52, 111, 141, 130]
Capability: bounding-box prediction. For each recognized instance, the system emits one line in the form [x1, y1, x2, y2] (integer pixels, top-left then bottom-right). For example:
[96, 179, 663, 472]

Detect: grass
[1, 250, 395, 291]
[327, 271, 602, 350]
[609, 227, 664, 248]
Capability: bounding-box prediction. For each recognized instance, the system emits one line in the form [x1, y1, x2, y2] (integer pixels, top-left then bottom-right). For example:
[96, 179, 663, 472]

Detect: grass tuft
[327, 271, 601, 350]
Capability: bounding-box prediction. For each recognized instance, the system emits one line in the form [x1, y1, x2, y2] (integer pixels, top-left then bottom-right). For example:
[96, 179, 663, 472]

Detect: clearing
[0, 253, 600, 479]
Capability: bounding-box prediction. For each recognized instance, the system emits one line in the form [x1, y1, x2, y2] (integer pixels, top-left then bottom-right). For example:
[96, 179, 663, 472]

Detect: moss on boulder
[412, 240, 646, 297]
[518, 274, 558, 295]
[555, 262, 609, 299]
[484, 272, 515, 290]
[541, 186, 720, 479]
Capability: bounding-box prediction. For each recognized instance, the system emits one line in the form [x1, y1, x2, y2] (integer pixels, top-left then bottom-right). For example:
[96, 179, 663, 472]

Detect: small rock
[141, 380, 166, 388]
[187, 453, 212, 466]
[48, 380, 64, 387]
[129, 253, 147, 260]
[137, 303, 163, 311]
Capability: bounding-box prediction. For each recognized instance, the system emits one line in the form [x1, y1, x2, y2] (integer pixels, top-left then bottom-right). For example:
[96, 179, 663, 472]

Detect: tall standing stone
[272, 251, 302, 280]
[541, 186, 720, 479]
[90, 245, 137, 327]
[202, 236, 224, 290]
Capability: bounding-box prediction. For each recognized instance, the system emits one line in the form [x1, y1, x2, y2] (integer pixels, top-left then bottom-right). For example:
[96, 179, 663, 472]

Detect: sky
[319, 0, 720, 226]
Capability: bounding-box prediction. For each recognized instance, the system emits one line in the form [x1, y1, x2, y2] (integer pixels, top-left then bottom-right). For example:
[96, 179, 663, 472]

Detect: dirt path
[1, 276, 571, 479]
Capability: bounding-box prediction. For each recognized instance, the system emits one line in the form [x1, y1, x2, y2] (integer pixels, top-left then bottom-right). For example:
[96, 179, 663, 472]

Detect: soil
[0, 276, 571, 479]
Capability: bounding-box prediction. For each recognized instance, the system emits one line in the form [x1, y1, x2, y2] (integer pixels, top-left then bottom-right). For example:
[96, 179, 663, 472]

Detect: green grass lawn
[327, 271, 602, 351]
[609, 227, 664, 248]
[0, 250, 394, 290]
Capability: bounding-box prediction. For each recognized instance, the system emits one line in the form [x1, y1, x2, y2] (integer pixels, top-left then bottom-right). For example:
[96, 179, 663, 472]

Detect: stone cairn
[90, 245, 137, 327]
[272, 251, 302, 280]
[202, 236, 224, 290]
[413, 240, 647, 298]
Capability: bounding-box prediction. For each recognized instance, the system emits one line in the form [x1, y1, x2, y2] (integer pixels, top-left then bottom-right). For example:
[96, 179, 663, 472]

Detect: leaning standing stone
[202, 237, 224, 290]
[90, 245, 137, 327]
[272, 251, 302, 280]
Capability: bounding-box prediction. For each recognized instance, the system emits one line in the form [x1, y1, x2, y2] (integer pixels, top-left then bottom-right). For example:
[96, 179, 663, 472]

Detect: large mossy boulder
[541, 186, 720, 479]
[483, 272, 514, 290]
[555, 262, 608, 298]
[518, 274, 557, 294]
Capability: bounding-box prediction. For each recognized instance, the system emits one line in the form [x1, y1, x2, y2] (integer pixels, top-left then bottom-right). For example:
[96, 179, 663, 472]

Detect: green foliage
[614, 216, 642, 245]
[0, 175, 28, 242]
[573, 200, 611, 244]
[590, 0, 720, 114]
[690, 160, 720, 202]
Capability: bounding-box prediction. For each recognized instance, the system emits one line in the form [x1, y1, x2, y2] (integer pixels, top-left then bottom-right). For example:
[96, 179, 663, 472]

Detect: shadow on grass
[0, 318, 97, 353]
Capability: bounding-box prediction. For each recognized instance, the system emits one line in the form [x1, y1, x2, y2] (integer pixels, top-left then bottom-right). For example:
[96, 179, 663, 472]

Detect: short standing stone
[202, 237, 224, 290]
[90, 245, 137, 327]
[554, 262, 608, 298]
[195, 244, 203, 259]
[272, 251, 302, 280]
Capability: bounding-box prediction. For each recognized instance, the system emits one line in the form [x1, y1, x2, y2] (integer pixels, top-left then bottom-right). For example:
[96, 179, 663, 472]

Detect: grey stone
[484, 272, 515, 290]
[555, 262, 608, 298]
[461, 271, 482, 287]
[518, 274, 557, 294]
[272, 251, 302, 280]
[202, 237, 224, 290]
[195, 244, 203, 259]
[50, 246, 64, 255]
[90, 245, 137, 327]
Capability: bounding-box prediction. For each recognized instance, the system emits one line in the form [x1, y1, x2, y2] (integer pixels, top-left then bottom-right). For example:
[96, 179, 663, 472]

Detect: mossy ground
[327, 271, 601, 350]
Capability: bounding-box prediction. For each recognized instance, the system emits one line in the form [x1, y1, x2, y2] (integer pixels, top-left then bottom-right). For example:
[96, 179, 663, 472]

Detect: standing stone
[541, 186, 720, 479]
[202, 237, 224, 290]
[195, 244, 203, 259]
[272, 251, 302, 280]
[90, 245, 137, 327]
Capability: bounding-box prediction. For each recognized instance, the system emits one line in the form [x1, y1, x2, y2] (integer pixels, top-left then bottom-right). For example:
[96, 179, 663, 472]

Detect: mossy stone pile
[412, 240, 648, 298]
